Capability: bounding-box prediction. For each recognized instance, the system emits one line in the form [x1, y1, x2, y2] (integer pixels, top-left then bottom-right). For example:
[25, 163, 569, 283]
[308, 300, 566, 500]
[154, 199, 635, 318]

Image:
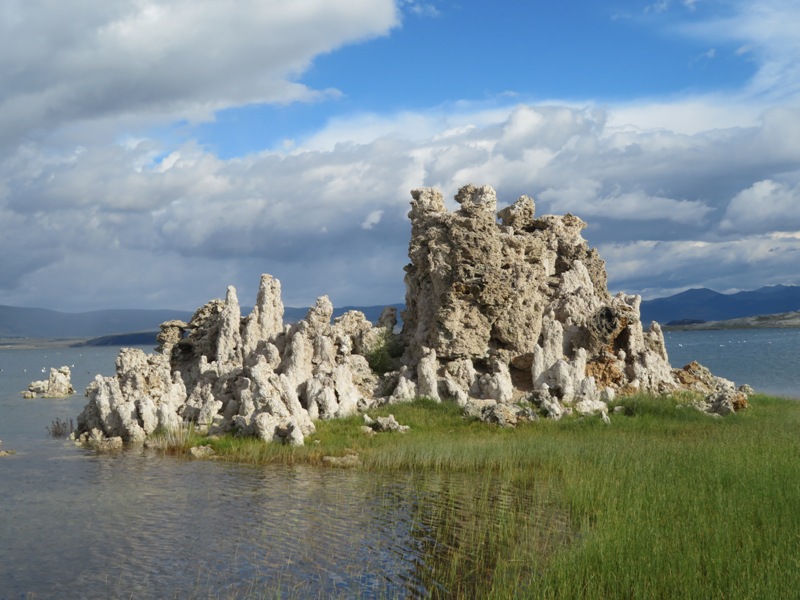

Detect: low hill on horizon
[0, 305, 195, 339]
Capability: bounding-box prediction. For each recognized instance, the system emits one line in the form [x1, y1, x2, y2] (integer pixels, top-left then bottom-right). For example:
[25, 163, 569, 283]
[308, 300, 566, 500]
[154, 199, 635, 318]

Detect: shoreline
[0, 337, 90, 350]
[662, 311, 800, 331]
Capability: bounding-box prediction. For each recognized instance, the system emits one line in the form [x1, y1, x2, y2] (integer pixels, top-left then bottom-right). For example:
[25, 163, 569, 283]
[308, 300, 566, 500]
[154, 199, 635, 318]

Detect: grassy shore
[154, 394, 800, 599]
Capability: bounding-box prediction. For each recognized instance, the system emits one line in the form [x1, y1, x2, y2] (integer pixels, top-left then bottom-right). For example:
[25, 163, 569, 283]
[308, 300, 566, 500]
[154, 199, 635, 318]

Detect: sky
[1, 0, 800, 313]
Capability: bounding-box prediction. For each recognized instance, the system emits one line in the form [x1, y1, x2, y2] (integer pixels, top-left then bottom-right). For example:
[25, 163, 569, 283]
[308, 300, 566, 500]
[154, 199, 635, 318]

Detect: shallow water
[1, 346, 557, 598]
[1, 329, 798, 598]
[1, 451, 437, 599]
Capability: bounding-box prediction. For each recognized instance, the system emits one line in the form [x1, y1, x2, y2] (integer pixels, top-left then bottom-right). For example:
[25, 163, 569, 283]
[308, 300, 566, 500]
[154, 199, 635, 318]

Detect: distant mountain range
[0, 303, 404, 340]
[2, 284, 799, 341]
[640, 285, 800, 326]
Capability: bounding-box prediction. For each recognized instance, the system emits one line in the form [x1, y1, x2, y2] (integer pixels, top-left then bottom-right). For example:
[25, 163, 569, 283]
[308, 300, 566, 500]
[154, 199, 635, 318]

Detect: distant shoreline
[662, 310, 800, 331]
[0, 332, 157, 350]
[0, 337, 90, 350]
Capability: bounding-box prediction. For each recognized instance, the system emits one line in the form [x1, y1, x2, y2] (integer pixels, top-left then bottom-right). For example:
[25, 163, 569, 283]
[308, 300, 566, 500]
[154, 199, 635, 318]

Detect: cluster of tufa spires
[75, 184, 749, 447]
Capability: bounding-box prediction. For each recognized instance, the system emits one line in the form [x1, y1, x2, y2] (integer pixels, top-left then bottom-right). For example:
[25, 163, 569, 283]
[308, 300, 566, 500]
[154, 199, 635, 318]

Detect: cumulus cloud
[540, 184, 713, 225]
[0, 0, 398, 148]
[3, 98, 800, 310]
[599, 233, 800, 298]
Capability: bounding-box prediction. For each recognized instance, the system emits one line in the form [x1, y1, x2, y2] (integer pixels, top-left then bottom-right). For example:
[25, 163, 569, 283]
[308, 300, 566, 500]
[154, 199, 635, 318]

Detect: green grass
[151, 394, 800, 599]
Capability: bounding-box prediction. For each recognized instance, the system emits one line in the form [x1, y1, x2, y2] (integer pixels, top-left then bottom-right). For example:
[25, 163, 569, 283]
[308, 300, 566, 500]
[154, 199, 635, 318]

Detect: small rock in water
[21, 366, 75, 398]
[189, 445, 216, 459]
[322, 454, 362, 468]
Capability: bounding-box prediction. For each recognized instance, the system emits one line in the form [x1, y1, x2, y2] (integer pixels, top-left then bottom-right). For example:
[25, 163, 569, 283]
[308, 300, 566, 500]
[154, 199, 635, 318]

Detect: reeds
[46, 417, 75, 437]
[147, 423, 204, 455]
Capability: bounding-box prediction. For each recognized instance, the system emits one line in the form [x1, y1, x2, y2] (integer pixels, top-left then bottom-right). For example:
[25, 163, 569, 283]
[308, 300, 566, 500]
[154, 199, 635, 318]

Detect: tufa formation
[75, 184, 749, 446]
[22, 366, 75, 399]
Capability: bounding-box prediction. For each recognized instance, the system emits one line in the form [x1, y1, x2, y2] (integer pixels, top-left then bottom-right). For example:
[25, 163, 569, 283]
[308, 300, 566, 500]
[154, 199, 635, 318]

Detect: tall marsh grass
[160, 395, 800, 598]
[46, 417, 75, 437]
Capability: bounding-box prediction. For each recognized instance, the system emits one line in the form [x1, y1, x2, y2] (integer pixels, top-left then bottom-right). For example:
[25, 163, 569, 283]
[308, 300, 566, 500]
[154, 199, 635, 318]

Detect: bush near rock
[75, 184, 747, 446]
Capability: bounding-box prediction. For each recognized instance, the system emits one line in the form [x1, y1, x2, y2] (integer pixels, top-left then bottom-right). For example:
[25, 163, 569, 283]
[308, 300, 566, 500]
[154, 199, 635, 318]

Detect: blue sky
[198, 1, 756, 156]
[1, 0, 799, 313]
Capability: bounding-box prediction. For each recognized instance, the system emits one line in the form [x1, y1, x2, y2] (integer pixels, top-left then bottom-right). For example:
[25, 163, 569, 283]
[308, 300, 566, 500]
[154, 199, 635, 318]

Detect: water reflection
[1, 444, 569, 599]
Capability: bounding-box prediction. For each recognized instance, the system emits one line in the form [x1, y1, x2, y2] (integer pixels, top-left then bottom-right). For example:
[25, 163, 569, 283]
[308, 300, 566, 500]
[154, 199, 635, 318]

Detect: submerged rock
[0, 439, 15, 457]
[74, 184, 746, 446]
[189, 445, 217, 459]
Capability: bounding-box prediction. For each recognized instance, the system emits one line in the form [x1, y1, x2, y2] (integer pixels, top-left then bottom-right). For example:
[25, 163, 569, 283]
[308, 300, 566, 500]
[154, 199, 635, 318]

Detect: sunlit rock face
[400, 184, 684, 418]
[75, 184, 745, 444]
[78, 274, 385, 445]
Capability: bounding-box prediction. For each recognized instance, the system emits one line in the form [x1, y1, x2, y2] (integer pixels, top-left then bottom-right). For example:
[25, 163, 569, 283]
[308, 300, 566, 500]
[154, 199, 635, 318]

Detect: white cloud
[0, 0, 398, 148]
[679, 0, 800, 102]
[361, 210, 384, 230]
[540, 184, 713, 224]
[600, 233, 800, 298]
[400, 1, 440, 17]
[607, 97, 761, 134]
[646, 1, 670, 14]
[689, 48, 717, 67]
[721, 180, 800, 233]
[3, 98, 800, 309]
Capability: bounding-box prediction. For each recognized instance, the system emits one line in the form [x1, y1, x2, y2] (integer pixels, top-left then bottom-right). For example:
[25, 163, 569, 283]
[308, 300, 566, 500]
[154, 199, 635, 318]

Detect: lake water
[663, 328, 800, 398]
[1, 329, 798, 598]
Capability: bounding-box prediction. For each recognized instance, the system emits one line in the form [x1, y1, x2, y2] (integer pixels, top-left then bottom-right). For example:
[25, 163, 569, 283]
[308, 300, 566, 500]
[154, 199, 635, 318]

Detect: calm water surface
[1, 329, 798, 598]
[663, 328, 800, 398]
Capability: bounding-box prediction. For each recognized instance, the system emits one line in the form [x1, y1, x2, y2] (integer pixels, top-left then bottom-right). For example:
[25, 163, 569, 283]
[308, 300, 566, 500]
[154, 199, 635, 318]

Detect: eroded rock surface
[77, 274, 389, 445]
[23, 366, 75, 398]
[398, 184, 699, 421]
[75, 184, 746, 446]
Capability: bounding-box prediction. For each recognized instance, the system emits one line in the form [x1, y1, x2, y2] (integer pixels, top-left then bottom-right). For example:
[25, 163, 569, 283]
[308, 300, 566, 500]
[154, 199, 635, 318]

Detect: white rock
[416, 347, 440, 401]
